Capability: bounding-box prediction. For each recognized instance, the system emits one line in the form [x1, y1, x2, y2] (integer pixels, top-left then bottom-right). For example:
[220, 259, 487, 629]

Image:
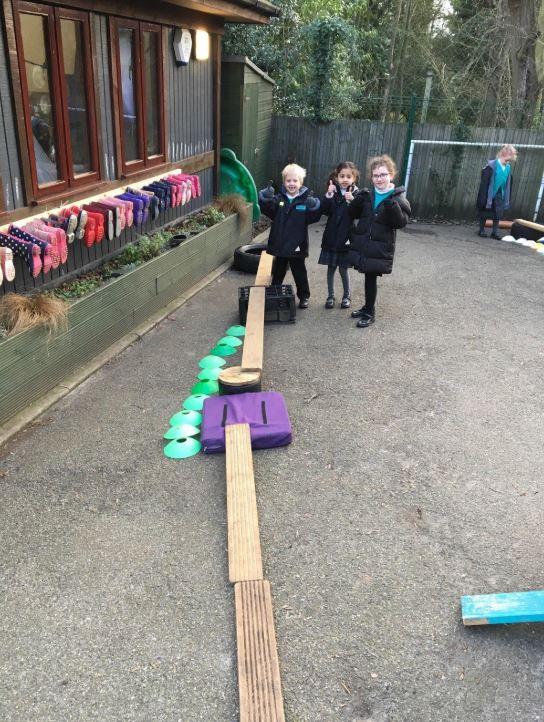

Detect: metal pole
[401, 95, 418, 184]
[404, 140, 415, 193]
[533, 171, 544, 221]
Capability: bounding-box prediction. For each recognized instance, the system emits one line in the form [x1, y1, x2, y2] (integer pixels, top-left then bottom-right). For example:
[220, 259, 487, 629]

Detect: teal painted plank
[462, 590, 544, 625]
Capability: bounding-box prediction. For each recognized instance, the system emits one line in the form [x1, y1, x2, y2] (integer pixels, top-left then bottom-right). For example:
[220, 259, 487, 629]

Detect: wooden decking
[225, 423, 263, 583]
[235, 580, 285, 722]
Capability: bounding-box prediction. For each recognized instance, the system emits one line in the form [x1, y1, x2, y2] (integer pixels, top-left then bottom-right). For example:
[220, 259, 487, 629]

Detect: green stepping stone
[169, 410, 202, 426]
[182, 394, 209, 411]
[210, 344, 237, 357]
[197, 368, 222, 381]
[191, 380, 219, 395]
[163, 437, 202, 459]
[218, 336, 243, 347]
[226, 325, 246, 337]
[163, 423, 200, 440]
[198, 355, 227, 369]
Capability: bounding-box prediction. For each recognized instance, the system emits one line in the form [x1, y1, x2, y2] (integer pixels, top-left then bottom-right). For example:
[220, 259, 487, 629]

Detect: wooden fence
[270, 116, 544, 222]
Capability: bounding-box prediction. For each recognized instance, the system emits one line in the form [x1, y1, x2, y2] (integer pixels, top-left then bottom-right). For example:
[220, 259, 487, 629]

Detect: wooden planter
[0, 212, 251, 427]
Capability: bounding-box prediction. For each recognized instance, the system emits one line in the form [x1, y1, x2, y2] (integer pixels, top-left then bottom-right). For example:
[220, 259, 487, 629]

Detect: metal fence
[270, 113, 544, 222]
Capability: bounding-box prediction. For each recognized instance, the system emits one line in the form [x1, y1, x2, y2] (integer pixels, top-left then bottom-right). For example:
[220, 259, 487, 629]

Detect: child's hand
[327, 181, 336, 196]
[345, 186, 354, 203]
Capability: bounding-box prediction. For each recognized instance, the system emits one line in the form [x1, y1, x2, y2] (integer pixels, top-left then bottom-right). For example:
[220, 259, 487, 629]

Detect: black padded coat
[347, 187, 411, 275]
[258, 186, 321, 258]
[320, 184, 359, 253]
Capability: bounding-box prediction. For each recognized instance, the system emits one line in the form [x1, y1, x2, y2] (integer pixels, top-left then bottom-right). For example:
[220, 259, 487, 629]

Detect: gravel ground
[0, 221, 543, 722]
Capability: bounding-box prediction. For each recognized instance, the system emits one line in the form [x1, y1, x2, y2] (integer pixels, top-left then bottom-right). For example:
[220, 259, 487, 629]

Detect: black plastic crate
[238, 284, 296, 324]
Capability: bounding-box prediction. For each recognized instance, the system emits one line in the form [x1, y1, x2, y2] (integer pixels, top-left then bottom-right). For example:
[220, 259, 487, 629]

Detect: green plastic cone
[163, 423, 200, 440]
[163, 437, 202, 459]
[182, 394, 209, 411]
[169, 409, 202, 426]
[226, 325, 246, 337]
[198, 355, 227, 369]
[218, 336, 243, 347]
[197, 368, 222, 381]
[210, 344, 237, 357]
[191, 380, 219, 396]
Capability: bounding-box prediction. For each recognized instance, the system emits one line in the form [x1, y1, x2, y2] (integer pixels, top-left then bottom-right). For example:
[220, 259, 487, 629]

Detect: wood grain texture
[235, 580, 285, 722]
[241, 286, 265, 372]
[254, 251, 273, 287]
[225, 424, 263, 583]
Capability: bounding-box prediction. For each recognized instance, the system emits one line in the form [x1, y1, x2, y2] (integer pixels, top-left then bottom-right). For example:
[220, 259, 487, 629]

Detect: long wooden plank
[462, 590, 544, 625]
[254, 251, 274, 287]
[225, 424, 263, 583]
[241, 286, 265, 372]
[235, 580, 285, 722]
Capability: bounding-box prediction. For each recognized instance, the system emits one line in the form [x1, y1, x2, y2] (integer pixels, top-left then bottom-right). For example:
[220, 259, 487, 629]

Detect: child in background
[319, 161, 359, 309]
[258, 164, 321, 308]
[348, 154, 411, 328]
[476, 144, 517, 239]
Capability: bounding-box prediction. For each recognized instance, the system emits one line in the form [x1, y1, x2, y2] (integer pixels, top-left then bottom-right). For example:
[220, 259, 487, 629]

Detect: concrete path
[0, 222, 543, 722]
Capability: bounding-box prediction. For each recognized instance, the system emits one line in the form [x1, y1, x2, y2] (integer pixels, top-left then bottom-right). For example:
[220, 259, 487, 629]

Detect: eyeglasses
[372, 173, 390, 179]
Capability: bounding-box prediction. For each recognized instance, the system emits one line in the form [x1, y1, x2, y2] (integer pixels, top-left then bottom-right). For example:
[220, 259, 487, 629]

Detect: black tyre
[233, 243, 269, 274]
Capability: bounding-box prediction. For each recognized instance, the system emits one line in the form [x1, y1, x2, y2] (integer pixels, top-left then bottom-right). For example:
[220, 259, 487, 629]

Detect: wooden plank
[235, 580, 285, 722]
[225, 424, 263, 583]
[254, 251, 273, 287]
[462, 590, 544, 626]
[241, 286, 265, 372]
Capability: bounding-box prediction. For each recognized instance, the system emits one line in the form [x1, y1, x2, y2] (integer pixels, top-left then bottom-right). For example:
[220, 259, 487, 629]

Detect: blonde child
[258, 163, 321, 308]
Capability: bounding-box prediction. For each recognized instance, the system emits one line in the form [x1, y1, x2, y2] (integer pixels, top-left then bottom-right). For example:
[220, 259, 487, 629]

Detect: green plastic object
[218, 336, 243, 348]
[198, 355, 227, 369]
[163, 423, 200, 440]
[219, 148, 260, 221]
[169, 409, 202, 426]
[182, 394, 209, 411]
[197, 367, 222, 381]
[163, 436, 202, 459]
[226, 325, 246, 337]
[210, 344, 237, 357]
[191, 380, 219, 396]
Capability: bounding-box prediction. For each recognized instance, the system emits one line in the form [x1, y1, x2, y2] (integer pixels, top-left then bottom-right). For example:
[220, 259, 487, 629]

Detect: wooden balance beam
[235, 580, 286, 722]
[254, 251, 274, 287]
[225, 424, 286, 720]
[225, 423, 263, 583]
[241, 286, 266, 373]
[462, 590, 544, 625]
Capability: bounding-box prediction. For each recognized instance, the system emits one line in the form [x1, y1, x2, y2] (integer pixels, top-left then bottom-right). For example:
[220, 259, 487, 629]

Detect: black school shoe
[477, 230, 488, 238]
[490, 232, 502, 240]
[340, 297, 351, 309]
[299, 297, 309, 309]
[325, 297, 335, 309]
[351, 307, 365, 318]
[356, 312, 375, 328]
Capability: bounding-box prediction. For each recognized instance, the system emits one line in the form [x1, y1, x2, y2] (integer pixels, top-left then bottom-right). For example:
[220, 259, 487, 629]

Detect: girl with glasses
[348, 154, 411, 328]
[319, 161, 360, 309]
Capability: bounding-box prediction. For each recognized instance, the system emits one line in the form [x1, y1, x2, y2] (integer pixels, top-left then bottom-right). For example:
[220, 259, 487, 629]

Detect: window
[112, 20, 165, 174]
[15, 3, 100, 198]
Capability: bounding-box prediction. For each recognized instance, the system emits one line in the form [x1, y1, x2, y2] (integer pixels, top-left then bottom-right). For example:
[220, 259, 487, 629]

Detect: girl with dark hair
[319, 161, 360, 309]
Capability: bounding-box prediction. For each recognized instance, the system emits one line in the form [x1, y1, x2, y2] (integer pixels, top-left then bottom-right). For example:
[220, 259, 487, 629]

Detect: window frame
[111, 18, 165, 176]
[14, 1, 100, 199]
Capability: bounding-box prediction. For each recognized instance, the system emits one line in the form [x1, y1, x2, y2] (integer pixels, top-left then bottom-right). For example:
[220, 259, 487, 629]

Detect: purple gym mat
[201, 391, 292, 454]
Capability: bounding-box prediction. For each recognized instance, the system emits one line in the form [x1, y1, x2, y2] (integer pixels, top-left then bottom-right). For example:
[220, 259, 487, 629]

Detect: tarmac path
[0, 221, 543, 722]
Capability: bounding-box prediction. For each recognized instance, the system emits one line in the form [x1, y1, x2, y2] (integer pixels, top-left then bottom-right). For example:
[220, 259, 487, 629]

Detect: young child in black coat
[258, 163, 321, 308]
[319, 161, 360, 309]
[348, 154, 411, 328]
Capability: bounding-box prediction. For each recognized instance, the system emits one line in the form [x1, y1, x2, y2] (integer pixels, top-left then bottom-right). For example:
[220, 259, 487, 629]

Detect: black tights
[363, 273, 378, 313]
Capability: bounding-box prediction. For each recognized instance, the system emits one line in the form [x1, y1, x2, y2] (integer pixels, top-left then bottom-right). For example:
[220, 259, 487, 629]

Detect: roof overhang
[162, 0, 279, 24]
